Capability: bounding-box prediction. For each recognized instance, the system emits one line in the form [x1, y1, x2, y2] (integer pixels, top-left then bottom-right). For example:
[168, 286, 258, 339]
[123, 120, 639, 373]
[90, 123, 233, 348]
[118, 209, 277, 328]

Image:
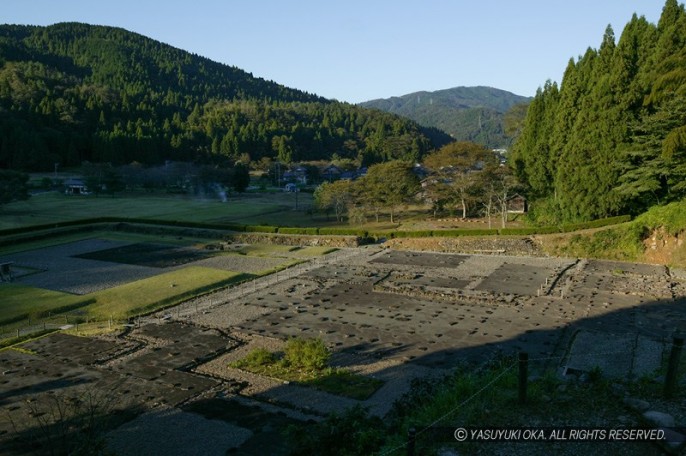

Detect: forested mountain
[511, 0, 686, 224]
[0, 23, 449, 171]
[360, 86, 531, 148]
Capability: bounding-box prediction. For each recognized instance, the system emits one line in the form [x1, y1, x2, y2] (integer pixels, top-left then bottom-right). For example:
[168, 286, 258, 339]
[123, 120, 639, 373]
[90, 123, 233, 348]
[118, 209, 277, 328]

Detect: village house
[63, 178, 89, 195]
[506, 194, 528, 214]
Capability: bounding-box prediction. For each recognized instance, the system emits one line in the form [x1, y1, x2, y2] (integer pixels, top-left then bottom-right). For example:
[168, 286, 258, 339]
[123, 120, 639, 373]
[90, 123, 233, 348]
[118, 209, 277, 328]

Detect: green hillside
[0, 23, 451, 170]
[360, 86, 531, 148]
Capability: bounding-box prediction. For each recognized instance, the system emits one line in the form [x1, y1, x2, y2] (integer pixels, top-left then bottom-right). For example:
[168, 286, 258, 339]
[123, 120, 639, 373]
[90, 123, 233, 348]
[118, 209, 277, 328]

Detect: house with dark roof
[64, 178, 89, 195]
[506, 194, 528, 213]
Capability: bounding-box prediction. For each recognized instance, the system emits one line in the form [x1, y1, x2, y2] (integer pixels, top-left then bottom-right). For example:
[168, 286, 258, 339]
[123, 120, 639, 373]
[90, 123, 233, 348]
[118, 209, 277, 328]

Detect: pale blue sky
[3, 1, 666, 103]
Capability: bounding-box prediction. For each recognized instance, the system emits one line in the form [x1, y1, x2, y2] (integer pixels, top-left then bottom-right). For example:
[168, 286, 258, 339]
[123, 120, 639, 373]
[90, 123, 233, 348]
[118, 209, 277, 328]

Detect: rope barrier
[379, 362, 516, 456]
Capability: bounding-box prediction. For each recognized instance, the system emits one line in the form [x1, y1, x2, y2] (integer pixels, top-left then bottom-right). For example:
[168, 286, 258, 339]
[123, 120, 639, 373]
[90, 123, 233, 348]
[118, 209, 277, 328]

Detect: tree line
[0, 23, 450, 172]
[511, 0, 686, 223]
[315, 142, 519, 228]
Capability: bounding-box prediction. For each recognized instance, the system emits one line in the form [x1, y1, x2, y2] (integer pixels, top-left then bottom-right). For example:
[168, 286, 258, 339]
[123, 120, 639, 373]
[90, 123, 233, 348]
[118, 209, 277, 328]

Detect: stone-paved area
[2, 244, 685, 455]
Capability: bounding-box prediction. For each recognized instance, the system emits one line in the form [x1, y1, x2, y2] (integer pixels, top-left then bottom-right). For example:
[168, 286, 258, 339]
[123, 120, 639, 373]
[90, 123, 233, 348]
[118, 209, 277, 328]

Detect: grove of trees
[314, 161, 421, 224]
[511, 0, 686, 223]
[314, 145, 520, 227]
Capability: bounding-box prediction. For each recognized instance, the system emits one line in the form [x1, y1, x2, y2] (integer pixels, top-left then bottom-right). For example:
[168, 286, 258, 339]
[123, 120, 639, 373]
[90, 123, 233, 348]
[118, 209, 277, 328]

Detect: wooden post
[519, 352, 528, 404]
[407, 427, 416, 456]
[665, 337, 684, 399]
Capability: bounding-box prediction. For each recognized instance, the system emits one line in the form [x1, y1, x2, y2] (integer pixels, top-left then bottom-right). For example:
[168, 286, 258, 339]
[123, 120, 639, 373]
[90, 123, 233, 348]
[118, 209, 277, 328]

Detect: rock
[623, 397, 650, 412]
[643, 410, 675, 427]
[557, 384, 568, 392]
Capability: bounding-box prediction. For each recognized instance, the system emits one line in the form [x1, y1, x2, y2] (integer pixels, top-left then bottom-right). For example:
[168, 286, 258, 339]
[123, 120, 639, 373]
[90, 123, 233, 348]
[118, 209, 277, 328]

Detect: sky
[3, 1, 667, 103]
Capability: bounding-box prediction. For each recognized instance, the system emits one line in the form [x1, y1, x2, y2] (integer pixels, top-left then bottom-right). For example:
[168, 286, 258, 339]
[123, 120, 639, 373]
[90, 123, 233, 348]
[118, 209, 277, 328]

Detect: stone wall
[228, 233, 360, 248]
[385, 236, 545, 256]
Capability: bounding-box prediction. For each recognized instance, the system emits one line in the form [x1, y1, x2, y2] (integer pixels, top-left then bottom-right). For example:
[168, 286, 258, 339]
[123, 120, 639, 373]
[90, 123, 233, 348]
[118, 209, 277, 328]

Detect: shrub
[243, 348, 276, 367]
[284, 337, 330, 371]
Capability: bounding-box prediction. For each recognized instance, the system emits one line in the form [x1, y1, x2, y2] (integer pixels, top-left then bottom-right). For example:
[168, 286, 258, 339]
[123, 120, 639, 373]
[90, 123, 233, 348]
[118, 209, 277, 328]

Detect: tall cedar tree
[512, 0, 686, 222]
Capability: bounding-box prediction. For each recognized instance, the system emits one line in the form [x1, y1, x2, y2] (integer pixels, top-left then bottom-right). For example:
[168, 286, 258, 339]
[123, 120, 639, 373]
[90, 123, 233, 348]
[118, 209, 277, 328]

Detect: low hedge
[277, 227, 320, 235]
[560, 215, 632, 232]
[499, 227, 555, 236]
[432, 228, 500, 237]
[243, 225, 279, 233]
[317, 227, 369, 237]
[389, 230, 434, 238]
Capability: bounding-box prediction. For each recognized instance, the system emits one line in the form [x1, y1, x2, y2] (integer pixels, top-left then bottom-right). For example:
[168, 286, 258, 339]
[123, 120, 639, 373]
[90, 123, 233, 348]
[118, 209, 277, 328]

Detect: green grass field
[0, 192, 295, 230]
[0, 284, 94, 325]
[0, 267, 249, 327]
[86, 266, 250, 319]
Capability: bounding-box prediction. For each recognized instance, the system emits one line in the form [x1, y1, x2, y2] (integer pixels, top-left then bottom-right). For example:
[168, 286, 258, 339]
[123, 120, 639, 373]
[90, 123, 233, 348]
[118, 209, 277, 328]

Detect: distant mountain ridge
[360, 86, 531, 148]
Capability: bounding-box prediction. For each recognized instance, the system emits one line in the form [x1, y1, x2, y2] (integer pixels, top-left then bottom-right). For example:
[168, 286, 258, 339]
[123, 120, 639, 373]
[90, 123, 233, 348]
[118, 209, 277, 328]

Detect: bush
[284, 337, 330, 371]
[242, 348, 276, 367]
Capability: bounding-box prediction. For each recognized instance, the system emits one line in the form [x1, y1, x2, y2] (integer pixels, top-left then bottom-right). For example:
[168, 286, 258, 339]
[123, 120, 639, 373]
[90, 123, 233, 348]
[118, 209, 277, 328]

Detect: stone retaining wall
[228, 233, 360, 248]
[385, 236, 545, 256]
